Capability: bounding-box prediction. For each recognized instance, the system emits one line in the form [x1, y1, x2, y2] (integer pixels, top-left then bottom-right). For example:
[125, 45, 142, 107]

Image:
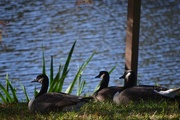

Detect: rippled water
[0, 0, 179, 100]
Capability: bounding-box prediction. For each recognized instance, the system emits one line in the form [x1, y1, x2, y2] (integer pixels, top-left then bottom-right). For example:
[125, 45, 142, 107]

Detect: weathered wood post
[125, 0, 141, 85]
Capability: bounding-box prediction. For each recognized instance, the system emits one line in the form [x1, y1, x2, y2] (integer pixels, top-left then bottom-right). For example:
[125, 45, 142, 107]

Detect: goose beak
[31, 79, 38, 83]
[119, 75, 125, 79]
[95, 75, 100, 78]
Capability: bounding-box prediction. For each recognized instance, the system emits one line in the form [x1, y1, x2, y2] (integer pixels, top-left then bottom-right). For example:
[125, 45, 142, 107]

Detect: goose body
[92, 71, 123, 102]
[28, 74, 91, 113]
[113, 70, 180, 106]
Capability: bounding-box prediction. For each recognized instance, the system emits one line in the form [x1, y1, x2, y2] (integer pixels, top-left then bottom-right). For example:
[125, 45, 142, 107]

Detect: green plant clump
[0, 74, 29, 103]
[41, 41, 96, 96]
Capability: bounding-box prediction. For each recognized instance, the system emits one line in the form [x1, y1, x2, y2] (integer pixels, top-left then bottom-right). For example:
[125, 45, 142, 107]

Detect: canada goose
[113, 70, 180, 106]
[119, 70, 168, 90]
[92, 71, 123, 102]
[28, 74, 92, 113]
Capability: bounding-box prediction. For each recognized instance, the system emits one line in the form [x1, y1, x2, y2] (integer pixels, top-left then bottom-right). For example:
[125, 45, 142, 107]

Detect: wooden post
[125, 0, 141, 85]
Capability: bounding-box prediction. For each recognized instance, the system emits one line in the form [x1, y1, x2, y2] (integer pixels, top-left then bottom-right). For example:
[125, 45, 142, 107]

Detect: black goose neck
[35, 76, 49, 98]
[98, 73, 109, 91]
[124, 73, 136, 88]
[124, 81, 135, 88]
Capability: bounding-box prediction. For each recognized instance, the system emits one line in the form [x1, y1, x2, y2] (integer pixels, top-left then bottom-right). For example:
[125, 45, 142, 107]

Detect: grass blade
[50, 56, 54, 87]
[42, 46, 46, 74]
[109, 66, 116, 74]
[62, 41, 76, 77]
[5, 74, 18, 103]
[5, 74, 9, 102]
[0, 93, 6, 103]
[52, 71, 61, 92]
[20, 83, 29, 102]
[77, 74, 86, 96]
[6, 80, 18, 103]
[57, 69, 70, 91]
[78, 80, 86, 95]
[59, 41, 76, 91]
[49, 65, 62, 92]
[0, 84, 13, 103]
[65, 52, 96, 94]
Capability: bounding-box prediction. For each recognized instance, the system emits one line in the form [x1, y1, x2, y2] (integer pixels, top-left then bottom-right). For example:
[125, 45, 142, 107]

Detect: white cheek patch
[125, 72, 131, 80]
[38, 78, 43, 83]
[100, 74, 105, 79]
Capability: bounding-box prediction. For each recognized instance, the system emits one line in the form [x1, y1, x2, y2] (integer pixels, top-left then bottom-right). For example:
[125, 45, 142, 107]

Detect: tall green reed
[0, 74, 30, 103]
[42, 41, 95, 96]
[0, 74, 18, 103]
[47, 41, 76, 92]
[65, 52, 95, 95]
[20, 82, 30, 102]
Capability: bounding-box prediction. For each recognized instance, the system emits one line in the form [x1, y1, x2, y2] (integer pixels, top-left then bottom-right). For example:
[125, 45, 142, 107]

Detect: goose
[28, 74, 92, 113]
[119, 70, 168, 90]
[113, 70, 180, 107]
[92, 71, 123, 102]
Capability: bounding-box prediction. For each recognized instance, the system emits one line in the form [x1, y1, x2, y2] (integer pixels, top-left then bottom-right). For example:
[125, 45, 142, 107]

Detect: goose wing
[138, 85, 168, 91]
[32, 92, 87, 112]
[154, 88, 180, 98]
[117, 86, 168, 104]
[93, 86, 123, 101]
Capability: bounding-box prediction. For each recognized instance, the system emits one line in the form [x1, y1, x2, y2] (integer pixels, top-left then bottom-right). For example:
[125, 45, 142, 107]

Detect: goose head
[120, 70, 136, 88]
[95, 71, 110, 91]
[31, 74, 49, 98]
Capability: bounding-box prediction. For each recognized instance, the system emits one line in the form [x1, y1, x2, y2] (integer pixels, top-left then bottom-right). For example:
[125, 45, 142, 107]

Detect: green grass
[0, 101, 179, 120]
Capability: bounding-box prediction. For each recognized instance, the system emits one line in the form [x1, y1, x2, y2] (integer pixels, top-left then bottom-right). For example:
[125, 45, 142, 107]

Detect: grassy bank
[0, 101, 179, 120]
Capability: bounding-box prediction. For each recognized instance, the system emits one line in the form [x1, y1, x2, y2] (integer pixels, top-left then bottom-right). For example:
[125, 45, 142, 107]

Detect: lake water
[0, 0, 179, 100]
